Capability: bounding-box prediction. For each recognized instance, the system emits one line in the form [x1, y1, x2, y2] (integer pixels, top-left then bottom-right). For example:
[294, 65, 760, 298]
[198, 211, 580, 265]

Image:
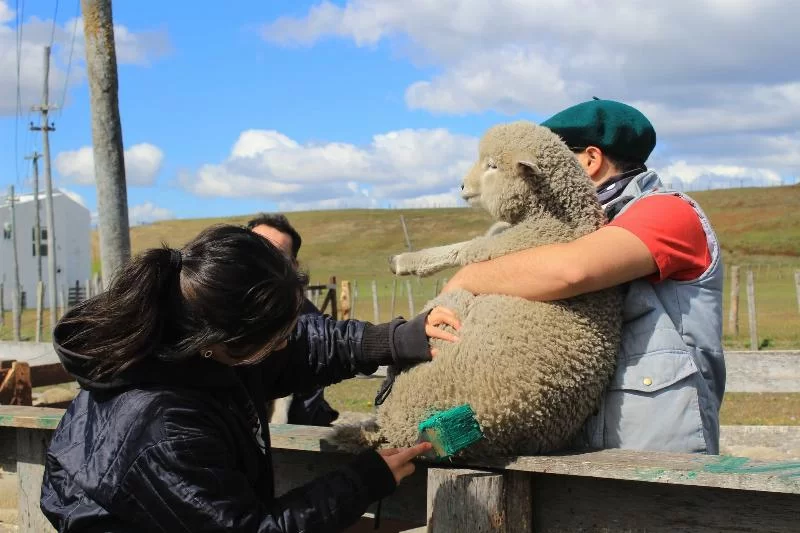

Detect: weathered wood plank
[721, 425, 800, 461]
[725, 351, 800, 392]
[3, 343, 798, 392]
[531, 474, 800, 532]
[483, 450, 800, 494]
[426, 469, 507, 532]
[16, 428, 55, 533]
[0, 406, 64, 430]
[29, 363, 72, 388]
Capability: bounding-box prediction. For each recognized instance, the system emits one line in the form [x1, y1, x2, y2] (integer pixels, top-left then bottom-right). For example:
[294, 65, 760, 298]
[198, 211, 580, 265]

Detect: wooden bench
[0, 406, 798, 532]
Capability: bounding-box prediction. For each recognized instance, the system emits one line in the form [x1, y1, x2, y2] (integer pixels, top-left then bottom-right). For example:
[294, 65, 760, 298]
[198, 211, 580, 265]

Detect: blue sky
[2, 0, 799, 224]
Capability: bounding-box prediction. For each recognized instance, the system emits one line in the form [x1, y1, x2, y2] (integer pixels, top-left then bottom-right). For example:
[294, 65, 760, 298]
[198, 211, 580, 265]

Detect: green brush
[417, 404, 484, 459]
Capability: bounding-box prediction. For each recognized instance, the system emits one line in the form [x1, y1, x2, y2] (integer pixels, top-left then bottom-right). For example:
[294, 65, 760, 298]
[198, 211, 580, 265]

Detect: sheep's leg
[390, 241, 472, 277]
[268, 395, 293, 424]
[455, 218, 569, 264]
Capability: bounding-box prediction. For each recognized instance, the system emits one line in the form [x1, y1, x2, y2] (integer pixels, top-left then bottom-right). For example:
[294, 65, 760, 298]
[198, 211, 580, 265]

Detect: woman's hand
[378, 442, 433, 484]
[425, 306, 461, 358]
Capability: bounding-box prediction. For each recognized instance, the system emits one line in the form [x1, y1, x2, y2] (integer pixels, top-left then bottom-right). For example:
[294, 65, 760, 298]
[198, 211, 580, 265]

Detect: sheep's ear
[516, 159, 542, 179]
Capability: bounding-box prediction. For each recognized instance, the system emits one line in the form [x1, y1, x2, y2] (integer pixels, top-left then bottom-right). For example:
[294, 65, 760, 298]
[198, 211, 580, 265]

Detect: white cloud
[262, 1, 800, 128]
[179, 128, 477, 207]
[55, 143, 165, 186]
[128, 202, 174, 226]
[0, 1, 170, 116]
[657, 161, 782, 187]
[262, 0, 800, 189]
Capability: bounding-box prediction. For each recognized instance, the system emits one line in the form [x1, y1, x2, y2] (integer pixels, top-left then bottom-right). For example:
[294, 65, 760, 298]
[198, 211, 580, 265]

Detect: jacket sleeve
[261, 312, 431, 399]
[113, 433, 396, 533]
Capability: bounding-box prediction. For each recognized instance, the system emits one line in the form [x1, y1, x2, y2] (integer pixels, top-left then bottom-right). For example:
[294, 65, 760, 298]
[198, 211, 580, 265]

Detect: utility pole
[82, 0, 131, 282]
[7, 186, 21, 341]
[24, 151, 43, 283]
[30, 46, 58, 330]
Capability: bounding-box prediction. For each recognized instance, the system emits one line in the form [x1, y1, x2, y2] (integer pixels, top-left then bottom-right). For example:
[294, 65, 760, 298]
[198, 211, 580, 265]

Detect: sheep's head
[461, 121, 604, 229]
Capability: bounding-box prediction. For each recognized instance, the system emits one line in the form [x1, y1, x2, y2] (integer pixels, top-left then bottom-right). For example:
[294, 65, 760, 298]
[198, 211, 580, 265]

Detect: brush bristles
[418, 404, 483, 458]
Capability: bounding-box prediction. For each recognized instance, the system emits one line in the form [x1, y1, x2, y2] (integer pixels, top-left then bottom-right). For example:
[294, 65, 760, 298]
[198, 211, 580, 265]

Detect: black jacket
[41, 309, 430, 532]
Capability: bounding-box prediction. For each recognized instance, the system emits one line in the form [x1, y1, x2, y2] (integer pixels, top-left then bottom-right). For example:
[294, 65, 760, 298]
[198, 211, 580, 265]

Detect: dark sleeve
[114, 434, 396, 533]
[261, 312, 431, 399]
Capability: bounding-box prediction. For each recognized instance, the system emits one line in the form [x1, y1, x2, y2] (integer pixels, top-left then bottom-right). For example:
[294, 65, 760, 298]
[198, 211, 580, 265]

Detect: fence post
[406, 279, 415, 317]
[795, 270, 800, 315]
[339, 280, 351, 320]
[371, 280, 380, 323]
[328, 276, 337, 320]
[35, 282, 44, 343]
[352, 280, 359, 320]
[746, 269, 758, 350]
[426, 468, 532, 532]
[0, 282, 4, 329]
[728, 265, 739, 336]
[390, 278, 397, 318]
[11, 286, 21, 342]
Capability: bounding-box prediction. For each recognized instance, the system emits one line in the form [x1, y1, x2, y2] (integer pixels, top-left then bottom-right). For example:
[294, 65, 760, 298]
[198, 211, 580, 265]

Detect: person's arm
[262, 307, 459, 399]
[442, 225, 656, 301]
[113, 418, 430, 532]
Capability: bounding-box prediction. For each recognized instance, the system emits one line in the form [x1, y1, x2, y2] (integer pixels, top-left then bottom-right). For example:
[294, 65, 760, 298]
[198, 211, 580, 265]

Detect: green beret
[541, 99, 656, 163]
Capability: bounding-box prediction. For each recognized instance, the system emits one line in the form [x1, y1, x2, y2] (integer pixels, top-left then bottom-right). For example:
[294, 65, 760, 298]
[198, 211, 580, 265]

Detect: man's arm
[442, 226, 656, 301]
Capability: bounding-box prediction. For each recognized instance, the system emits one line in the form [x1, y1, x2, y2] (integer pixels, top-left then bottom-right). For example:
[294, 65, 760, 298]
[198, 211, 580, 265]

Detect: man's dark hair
[605, 153, 646, 174]
[246, 213, 302, 259]
[59, 224, 307, 379]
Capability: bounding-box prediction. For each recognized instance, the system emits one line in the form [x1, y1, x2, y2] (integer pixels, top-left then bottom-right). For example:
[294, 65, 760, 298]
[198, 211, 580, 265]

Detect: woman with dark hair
[40, 224, 460, 532]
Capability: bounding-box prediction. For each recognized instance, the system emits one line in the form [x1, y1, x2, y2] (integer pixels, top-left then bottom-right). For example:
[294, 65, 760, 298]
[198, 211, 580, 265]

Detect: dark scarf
[596, 167, 645, 205]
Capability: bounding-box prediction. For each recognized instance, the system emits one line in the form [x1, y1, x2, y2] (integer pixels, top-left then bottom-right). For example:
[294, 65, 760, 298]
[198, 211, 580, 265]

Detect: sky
[1, 0, 799, 225]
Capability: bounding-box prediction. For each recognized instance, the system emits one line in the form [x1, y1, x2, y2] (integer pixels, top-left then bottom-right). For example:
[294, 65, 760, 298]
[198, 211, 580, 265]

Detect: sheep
[331, 121, 623, 458]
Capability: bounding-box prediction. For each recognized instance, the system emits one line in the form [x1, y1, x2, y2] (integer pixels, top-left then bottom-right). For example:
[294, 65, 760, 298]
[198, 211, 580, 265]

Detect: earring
[202, 350, 213, 359]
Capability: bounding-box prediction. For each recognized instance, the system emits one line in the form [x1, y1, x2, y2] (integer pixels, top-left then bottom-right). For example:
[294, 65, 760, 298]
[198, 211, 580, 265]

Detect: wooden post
[0, 282, 4, 329]
[426, 468, 532, 532]
[328, 276, 337, 320]
[795, 270, 800, 315]
[17, 428, 57, 532]
[371, 280, 380, 323]
[35, 282, 44, 343]
[11, 286, 21, 342]
[433, 279, 441, 298]
[728, 265, 740, 336]
[746, 269, 758, 350]
[406, 279, 415, 317]
[0, 361, 32, 405]
[60, 285, 67, 319]
[352, 280, 358, 320]
[339, 280, 352, 320]
[390, 278, 397, 318]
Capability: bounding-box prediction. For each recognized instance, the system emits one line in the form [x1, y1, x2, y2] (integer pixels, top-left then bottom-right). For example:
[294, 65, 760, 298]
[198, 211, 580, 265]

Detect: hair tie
[169, 248, 183, 272]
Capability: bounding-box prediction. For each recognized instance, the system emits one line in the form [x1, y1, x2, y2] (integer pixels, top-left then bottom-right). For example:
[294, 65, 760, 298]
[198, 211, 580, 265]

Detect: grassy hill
[106, 184, 800, 274]
[87, 184, 800, 350]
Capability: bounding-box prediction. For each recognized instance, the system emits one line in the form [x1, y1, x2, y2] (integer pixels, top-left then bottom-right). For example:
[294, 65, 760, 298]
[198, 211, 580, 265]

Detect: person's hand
[425, 306, 461, 357]
[378, 442, 433, 484]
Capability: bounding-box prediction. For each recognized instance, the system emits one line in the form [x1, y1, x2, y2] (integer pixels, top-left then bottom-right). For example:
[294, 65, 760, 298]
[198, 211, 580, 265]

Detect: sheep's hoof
[390, 254, 411, 275]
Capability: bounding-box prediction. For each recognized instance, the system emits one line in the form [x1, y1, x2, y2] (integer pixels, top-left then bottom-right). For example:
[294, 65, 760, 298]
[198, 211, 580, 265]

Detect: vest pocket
[601, 350, 707, 453]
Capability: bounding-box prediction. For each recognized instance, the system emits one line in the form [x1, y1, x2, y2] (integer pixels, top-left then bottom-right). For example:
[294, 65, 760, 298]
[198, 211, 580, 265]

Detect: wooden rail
[0, 407, 798, 532]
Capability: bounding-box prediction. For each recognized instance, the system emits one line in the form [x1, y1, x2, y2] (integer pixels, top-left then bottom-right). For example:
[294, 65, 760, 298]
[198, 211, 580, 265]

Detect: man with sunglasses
[443, 99, 725, 454]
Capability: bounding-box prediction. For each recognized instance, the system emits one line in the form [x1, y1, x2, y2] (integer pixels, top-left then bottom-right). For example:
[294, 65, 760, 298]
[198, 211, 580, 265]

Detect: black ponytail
[59, 225, 307, 380]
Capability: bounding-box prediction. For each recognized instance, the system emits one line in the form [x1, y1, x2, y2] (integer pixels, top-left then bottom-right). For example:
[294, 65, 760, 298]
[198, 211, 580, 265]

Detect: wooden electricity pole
[81, 0, 131, 282]
[30, 46, 58, 331]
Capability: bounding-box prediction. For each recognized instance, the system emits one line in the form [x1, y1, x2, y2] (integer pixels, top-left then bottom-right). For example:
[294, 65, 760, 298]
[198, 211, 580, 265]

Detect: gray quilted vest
[580, 170, 725, 454]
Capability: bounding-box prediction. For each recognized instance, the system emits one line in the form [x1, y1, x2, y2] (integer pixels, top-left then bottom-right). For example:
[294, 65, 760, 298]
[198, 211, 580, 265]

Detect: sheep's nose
[460, 183, 465, 190]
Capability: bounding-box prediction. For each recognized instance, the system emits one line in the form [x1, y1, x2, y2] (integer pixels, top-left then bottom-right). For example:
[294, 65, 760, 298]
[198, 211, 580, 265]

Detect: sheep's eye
[487, 159, 497, 169]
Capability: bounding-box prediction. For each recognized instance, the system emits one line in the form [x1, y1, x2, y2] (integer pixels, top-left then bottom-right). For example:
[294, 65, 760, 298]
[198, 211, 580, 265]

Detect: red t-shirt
[608, 195, 712, 283]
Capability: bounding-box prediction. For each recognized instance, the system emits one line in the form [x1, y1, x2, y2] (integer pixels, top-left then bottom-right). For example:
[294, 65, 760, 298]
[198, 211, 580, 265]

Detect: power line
[14, 0, 27, 187]
[49, 0, 60, 47]
[58, 0, 80, 117]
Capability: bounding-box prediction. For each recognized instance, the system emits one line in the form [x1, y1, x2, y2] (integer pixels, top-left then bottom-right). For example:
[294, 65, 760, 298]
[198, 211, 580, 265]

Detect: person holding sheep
[442, 99, 725, 455]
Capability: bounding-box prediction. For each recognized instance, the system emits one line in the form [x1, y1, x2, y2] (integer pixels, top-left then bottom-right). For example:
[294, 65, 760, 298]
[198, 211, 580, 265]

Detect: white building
[0, 190, 91, 309]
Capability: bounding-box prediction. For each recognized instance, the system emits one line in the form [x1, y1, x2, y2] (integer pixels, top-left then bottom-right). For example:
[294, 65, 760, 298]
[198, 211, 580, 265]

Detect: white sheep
[333, 121, 623, 458]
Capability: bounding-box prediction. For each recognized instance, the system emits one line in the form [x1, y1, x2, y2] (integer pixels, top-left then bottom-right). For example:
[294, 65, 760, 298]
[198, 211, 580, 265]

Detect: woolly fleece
[332, 121, 623, 458]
